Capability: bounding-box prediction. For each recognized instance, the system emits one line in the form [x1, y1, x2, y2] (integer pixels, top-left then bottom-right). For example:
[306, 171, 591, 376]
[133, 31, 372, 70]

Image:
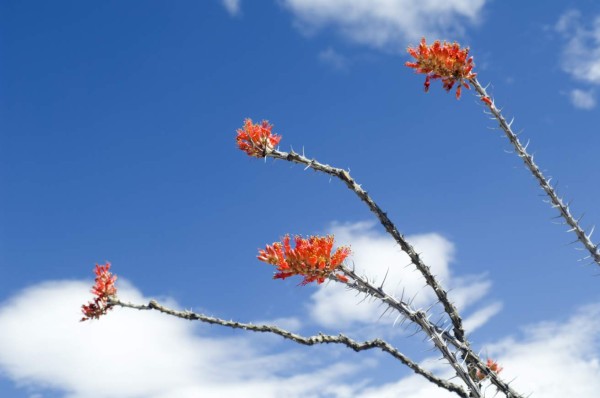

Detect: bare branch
[108, 298, 469, 398]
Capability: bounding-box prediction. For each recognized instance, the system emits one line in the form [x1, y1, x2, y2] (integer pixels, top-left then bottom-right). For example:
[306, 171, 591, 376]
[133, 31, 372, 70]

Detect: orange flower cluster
[81, 263, 117, 321]
[475, 359, 503, 381]
[406, 38, 476, 99]
[236, 118, 281, 157]
[258, 235, 351, 285]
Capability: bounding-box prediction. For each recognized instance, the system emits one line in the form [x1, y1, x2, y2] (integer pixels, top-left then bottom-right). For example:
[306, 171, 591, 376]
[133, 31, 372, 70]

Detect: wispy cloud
[463, 301, 503, 332]
[308, 222, 497, 331]
[485, 303, 600, 397]
[349, 304, 600, 397]
[555, 9, 600, 84]
[221, 0, 241, 17]
[555, 10, 600, 108]
[280, 0, 489, 51]
[318, 47, 349, 70]
[569, 88, 596, 109]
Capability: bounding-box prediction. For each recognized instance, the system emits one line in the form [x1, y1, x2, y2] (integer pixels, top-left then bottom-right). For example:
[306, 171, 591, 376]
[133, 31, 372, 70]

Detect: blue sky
[1, 1, 600, 397]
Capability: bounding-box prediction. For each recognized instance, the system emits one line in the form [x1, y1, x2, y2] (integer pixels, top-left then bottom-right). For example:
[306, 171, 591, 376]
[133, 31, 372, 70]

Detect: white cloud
[280, 0, 488, 51]
[0, 269, 598, 397]
[308, 222, 497, 331]
[0, 280, 361, 398]
[483, 303, 600, 397]
[357, 372, 457, 398]
[462, 301, 502, 332]
[353, 303, 600, 398]
[221, 0, 241, 17]
[318, 47, 348, 70]
[556, 10, 600, 84]
[569, 88, 596, 109]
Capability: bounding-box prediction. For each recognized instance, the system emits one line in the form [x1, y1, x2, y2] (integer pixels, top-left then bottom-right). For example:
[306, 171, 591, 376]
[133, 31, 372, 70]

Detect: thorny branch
[265, 149, 526, 397]
[470, 78, 600, 267]
[83, 40, 564, 398]
[268, 149, 468, 345]
[335, 266, 525, 398]
[108, 297, 469, 398]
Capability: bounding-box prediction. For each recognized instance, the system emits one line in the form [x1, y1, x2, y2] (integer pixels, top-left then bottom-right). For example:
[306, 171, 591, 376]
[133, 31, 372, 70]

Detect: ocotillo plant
[81, 38, 599, 398]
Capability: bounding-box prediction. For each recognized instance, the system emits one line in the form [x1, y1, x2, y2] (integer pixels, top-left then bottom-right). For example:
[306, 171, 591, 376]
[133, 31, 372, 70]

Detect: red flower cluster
[475, 359, 503, 381]
[236, 118, 281, 158]
[406, 38, 476, 99]
[258, 235, 351, 285]
[81, 263, 117, 321]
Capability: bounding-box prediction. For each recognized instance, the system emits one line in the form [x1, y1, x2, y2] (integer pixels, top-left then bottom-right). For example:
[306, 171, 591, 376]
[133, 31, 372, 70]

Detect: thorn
[380, 268, 390, 290]
[408, 327, 421, 338]
[399, 317, 408, 328]
[587, 225, 595, 240]
[393, 314, 403, 327]
[378, 306, 392, 321]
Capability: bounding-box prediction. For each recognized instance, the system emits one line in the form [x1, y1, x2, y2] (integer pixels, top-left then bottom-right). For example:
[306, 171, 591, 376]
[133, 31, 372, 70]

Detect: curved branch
[471, 78, 600, 267]
[108, 298, 468, 398]
[267, 149, 467, 345]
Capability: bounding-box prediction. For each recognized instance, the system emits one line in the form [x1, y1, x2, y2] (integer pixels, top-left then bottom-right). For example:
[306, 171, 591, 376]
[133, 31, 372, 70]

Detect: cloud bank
[0, 224, 598, 397]
[280, 0, 488, 51]
[0, 281, 360, 398]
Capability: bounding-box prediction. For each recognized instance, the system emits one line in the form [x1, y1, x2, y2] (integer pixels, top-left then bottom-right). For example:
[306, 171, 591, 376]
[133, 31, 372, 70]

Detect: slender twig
[471, 78, 600, 267]
[108, 298, 469, 398]
[267, 149, 467, 345]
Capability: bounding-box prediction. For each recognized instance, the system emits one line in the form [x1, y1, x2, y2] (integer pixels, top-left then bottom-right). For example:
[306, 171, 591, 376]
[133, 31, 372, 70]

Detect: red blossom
[481, 96, 493, 106]
[236, 118, 281, 158]
[81, 263, 117, 321]
[406, 38, 476, 99]
[475, 359, 503, 381]
[258, 235, 351, 285]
